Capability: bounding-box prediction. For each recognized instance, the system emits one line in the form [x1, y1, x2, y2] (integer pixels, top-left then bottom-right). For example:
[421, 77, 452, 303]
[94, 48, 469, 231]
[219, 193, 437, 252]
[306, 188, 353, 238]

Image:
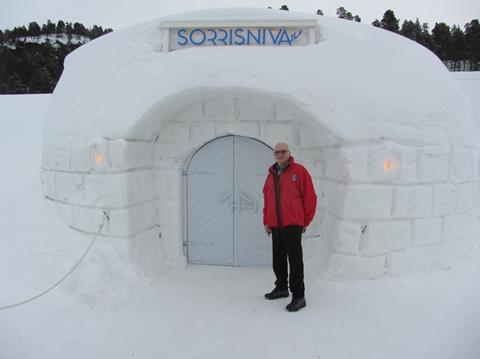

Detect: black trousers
[271, 225, 305, 298]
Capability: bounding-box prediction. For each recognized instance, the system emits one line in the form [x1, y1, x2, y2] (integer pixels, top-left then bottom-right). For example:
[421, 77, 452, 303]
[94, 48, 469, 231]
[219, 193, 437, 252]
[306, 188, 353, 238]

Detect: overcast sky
[1, 0, 478, 31]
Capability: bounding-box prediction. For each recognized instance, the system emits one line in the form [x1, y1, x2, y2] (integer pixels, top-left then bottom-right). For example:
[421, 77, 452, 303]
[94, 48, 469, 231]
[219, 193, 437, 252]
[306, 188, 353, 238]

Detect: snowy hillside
[16, 34, 91, 46]
[2, 34, 92, 50]
[0, 73, 480, 358]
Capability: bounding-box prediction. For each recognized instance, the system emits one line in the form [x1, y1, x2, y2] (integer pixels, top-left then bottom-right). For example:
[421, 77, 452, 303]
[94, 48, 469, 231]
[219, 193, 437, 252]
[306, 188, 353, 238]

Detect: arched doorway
[186, 135, 273, 267]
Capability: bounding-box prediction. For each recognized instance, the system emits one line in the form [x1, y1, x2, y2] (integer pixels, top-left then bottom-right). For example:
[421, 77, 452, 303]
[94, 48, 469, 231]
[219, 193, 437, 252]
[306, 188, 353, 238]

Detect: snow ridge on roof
[44, 8, 477, 147]
[159, 7, 317, 23]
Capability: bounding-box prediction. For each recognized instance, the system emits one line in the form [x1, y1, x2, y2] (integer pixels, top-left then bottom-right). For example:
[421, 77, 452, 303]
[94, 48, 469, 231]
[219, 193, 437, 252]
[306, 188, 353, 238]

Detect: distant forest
[301, 6, 480, 72]
[0, 21, 112, 94]
[0, 7, 479, 94]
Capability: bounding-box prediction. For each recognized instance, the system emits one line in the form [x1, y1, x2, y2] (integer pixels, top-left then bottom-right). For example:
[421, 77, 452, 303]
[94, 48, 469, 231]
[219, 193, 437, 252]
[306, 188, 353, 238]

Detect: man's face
[274, 143, 290, 166]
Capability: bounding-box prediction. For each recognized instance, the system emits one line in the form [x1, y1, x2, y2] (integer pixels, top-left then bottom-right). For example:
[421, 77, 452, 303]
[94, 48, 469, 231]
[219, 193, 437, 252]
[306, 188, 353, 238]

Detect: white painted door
[187, 135, 272, 267]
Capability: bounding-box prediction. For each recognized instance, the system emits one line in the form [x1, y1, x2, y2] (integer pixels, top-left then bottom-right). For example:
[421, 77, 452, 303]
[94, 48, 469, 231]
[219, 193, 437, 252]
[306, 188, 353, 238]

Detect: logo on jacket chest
[291, 174, 298, 182]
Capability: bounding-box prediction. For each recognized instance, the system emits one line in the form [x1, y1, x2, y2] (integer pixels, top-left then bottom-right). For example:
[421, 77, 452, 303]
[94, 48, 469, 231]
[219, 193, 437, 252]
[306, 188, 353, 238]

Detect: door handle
[230, 201, 259, 211]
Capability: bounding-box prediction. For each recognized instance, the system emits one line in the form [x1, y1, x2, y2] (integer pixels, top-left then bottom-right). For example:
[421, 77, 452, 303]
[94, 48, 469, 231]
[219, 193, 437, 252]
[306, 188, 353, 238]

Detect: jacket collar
[269, 156, 295, 174]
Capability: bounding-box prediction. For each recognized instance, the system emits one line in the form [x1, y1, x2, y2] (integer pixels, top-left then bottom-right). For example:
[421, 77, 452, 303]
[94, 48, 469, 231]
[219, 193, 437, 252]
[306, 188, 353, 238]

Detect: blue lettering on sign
[218, 29, 228, 45]
[207, 29, 217, 45]
[277, 30, 292, 45]
[177, 29, 188, 45]
[234, 29, 245, 45]
[190, 29, 206, 45]
[247, 29, 261, 45]
[268, 29, 281, 44]
[175, 27, 304, 48]
[290, 29, 303, 43]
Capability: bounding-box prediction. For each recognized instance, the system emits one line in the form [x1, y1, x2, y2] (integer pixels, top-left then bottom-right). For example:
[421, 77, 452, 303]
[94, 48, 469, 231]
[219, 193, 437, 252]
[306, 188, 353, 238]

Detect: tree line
[370, 9, 479, 71]
[0, 21, 112, 94]
[0, 20, 112, 44]
[279, 5, 480, 71]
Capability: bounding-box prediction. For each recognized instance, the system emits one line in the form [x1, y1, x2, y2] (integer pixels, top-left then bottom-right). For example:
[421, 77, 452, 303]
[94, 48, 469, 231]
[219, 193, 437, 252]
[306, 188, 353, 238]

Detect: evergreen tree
[28, 22, 41, 36]
[465, 19, 480, 70]
[65, 22, 73, 41]
[336, 7, 360, 22]
[316, 9, 324, 16]
[43, 20, 56, 34]
[413, 19, 424, 43]
[336, 7, 346, 19]
[280, 5, 289, 11]
[421, 22, 434, 51]
[450, 25, 466, 61]
[7, 73, 25, 94]
[56, 20, 65, 34]
[380, 10, 399, 32]
[28, 67, 53, 93]
[73, 22, 88, 36]
[400, 20, 417, 41]
[372, 19, 381, 28]
[431, 22, 451, 59]
[65, 22, 73, 35]
[91, 25, 105, 39]
[17, 26, 28, 37]
[3, 29, 11, 43]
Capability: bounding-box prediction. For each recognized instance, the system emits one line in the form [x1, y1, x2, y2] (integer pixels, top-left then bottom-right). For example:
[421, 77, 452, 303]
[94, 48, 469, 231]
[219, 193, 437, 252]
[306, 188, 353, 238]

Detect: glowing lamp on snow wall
[95, 153, 106, 164]
[383, 159, 395, 172]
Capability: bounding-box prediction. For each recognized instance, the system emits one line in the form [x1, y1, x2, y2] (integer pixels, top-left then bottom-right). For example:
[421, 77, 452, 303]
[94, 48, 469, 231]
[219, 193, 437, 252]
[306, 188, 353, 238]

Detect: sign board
[160, 20, 318, 52]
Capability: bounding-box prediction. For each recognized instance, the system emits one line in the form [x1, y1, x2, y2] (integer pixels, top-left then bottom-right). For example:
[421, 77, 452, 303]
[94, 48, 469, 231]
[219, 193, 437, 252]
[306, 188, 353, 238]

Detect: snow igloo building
[41, 8, 480, 280]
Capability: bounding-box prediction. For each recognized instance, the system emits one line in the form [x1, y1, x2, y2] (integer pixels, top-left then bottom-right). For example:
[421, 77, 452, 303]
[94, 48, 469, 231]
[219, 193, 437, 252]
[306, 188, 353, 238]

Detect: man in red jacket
[263, 142, 317, 312]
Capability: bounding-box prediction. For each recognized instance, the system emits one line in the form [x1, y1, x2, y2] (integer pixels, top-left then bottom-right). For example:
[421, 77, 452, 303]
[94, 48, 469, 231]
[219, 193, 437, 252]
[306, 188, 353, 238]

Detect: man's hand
[264, 225, 272, 235]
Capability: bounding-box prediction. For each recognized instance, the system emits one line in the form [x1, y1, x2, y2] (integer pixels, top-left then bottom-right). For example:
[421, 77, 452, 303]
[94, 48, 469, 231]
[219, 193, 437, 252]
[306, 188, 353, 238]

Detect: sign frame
[160, 20, 318, 52]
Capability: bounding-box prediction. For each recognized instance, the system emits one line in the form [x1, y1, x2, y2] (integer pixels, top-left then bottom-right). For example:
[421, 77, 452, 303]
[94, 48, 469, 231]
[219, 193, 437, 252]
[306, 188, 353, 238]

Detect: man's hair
[274, 142, 290, 151]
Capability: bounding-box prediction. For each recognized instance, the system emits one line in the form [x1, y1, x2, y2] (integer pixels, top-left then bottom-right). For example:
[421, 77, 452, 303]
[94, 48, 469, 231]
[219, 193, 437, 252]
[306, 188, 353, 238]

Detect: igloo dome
[41, 8, 479, 279]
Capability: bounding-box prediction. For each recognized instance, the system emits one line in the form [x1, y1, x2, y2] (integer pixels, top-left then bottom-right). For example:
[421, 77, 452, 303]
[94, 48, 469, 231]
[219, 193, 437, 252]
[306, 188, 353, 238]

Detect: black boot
[286, 296, 306, 312]
[264, 287, 289, 300]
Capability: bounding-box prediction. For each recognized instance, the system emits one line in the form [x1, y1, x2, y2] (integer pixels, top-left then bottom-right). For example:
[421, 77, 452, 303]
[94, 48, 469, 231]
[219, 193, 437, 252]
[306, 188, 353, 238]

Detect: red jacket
[263, 156, 317, 228]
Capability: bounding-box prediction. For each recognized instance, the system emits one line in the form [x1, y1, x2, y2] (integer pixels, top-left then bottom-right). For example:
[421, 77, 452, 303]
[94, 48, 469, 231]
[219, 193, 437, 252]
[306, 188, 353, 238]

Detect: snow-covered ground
[455, 72, 480, 128]
[1, 74, 480, 358]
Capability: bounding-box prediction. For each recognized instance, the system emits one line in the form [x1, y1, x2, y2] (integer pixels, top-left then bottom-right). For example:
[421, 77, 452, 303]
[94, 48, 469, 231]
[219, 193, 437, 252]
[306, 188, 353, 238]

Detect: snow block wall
[41, 89, 331, 276]
[324, 142, 479, 279]
[41, 8, 480, 280]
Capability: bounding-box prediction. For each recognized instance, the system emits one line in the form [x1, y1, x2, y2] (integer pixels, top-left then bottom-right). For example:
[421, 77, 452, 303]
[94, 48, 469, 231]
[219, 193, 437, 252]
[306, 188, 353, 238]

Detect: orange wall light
[95, 154, 106, 164]
[383, 159, 395, 172]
